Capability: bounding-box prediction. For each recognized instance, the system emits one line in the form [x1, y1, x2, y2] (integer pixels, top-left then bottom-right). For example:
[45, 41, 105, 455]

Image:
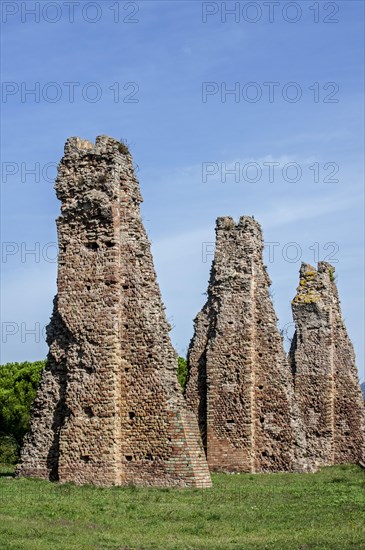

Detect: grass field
[0, 463, 364, 550]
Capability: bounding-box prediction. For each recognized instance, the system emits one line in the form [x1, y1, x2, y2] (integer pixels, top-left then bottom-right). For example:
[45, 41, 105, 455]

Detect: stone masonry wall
[185, 216, 308, 472]
[290, 262, 365, 467]
[17, 136, 211, 488]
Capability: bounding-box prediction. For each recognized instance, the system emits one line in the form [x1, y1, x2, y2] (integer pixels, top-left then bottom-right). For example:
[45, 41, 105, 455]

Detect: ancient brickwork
[17, 136, 211, 488]
[186, 216, 307, 472]
[290, 262, 365, 467]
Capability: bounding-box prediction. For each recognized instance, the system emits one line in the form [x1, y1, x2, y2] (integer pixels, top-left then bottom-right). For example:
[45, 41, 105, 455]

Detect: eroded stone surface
[17, 136, 211, 488]
[290, 262, 365, 467]
[185, 216, 308, 472]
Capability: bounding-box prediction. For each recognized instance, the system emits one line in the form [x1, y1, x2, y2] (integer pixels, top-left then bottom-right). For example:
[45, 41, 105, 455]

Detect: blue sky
[1, 1, 364, 382]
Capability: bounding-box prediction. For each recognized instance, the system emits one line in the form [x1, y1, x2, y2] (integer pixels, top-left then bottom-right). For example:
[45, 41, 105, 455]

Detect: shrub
[0, 435, 19, 464]
[0, 361, 45, 457]
[177, 357, 188, 392]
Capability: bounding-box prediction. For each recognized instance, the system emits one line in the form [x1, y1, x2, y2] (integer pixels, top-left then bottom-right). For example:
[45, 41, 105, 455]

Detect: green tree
[0, 361, 45, 462]
[177, 356, 188, 392]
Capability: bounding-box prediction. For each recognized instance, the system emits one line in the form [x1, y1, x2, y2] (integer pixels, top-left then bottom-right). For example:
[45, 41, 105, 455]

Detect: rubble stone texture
[17, 135, 211, 488]
[185, 216, 308, 473]
[290, 262, 365, 467]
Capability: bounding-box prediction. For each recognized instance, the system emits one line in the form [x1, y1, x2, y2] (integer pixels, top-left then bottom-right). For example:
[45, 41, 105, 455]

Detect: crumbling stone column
[17, 136, 211, 488]
[290, 262, 365, 467]
[186, 216, 307, 472]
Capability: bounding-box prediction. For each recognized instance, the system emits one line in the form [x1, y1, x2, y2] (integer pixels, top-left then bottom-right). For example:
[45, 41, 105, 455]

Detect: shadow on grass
[0, 463, 16, 477]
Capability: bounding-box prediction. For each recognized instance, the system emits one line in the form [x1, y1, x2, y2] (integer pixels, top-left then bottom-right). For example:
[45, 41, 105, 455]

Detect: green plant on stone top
[118, 140, 129, 155]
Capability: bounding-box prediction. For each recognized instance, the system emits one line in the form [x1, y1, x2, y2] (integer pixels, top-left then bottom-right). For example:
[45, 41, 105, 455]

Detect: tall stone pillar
[186, 216, 307, 472]
[290, 262, 365, 467]
[17, 136, 211, 488]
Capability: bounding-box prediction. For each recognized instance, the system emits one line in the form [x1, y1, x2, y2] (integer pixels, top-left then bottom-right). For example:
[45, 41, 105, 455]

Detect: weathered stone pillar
[17, 136, 211, 488]
[290, 262, 365, 467]
[186, 216, 307, 472]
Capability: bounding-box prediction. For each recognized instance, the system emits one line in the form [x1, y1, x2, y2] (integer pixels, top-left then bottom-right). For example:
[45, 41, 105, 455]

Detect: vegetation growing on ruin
[329, 267, 336, 282]
[0, 464, 364, 549]
[293, 270, 320, 304]
[117, 140, 130, 155]
[298, 270, 316, 288]
[292, 291, 319, 305]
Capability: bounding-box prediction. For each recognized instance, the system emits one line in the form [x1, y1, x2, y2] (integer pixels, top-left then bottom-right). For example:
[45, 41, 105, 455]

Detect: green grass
[0, 464, 364, 549]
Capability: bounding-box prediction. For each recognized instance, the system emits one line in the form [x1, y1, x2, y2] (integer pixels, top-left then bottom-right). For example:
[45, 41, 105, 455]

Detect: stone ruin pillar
[290, 262, 365, 467]
[17, 135, 211, 488]
[185, 216, 308, 472]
